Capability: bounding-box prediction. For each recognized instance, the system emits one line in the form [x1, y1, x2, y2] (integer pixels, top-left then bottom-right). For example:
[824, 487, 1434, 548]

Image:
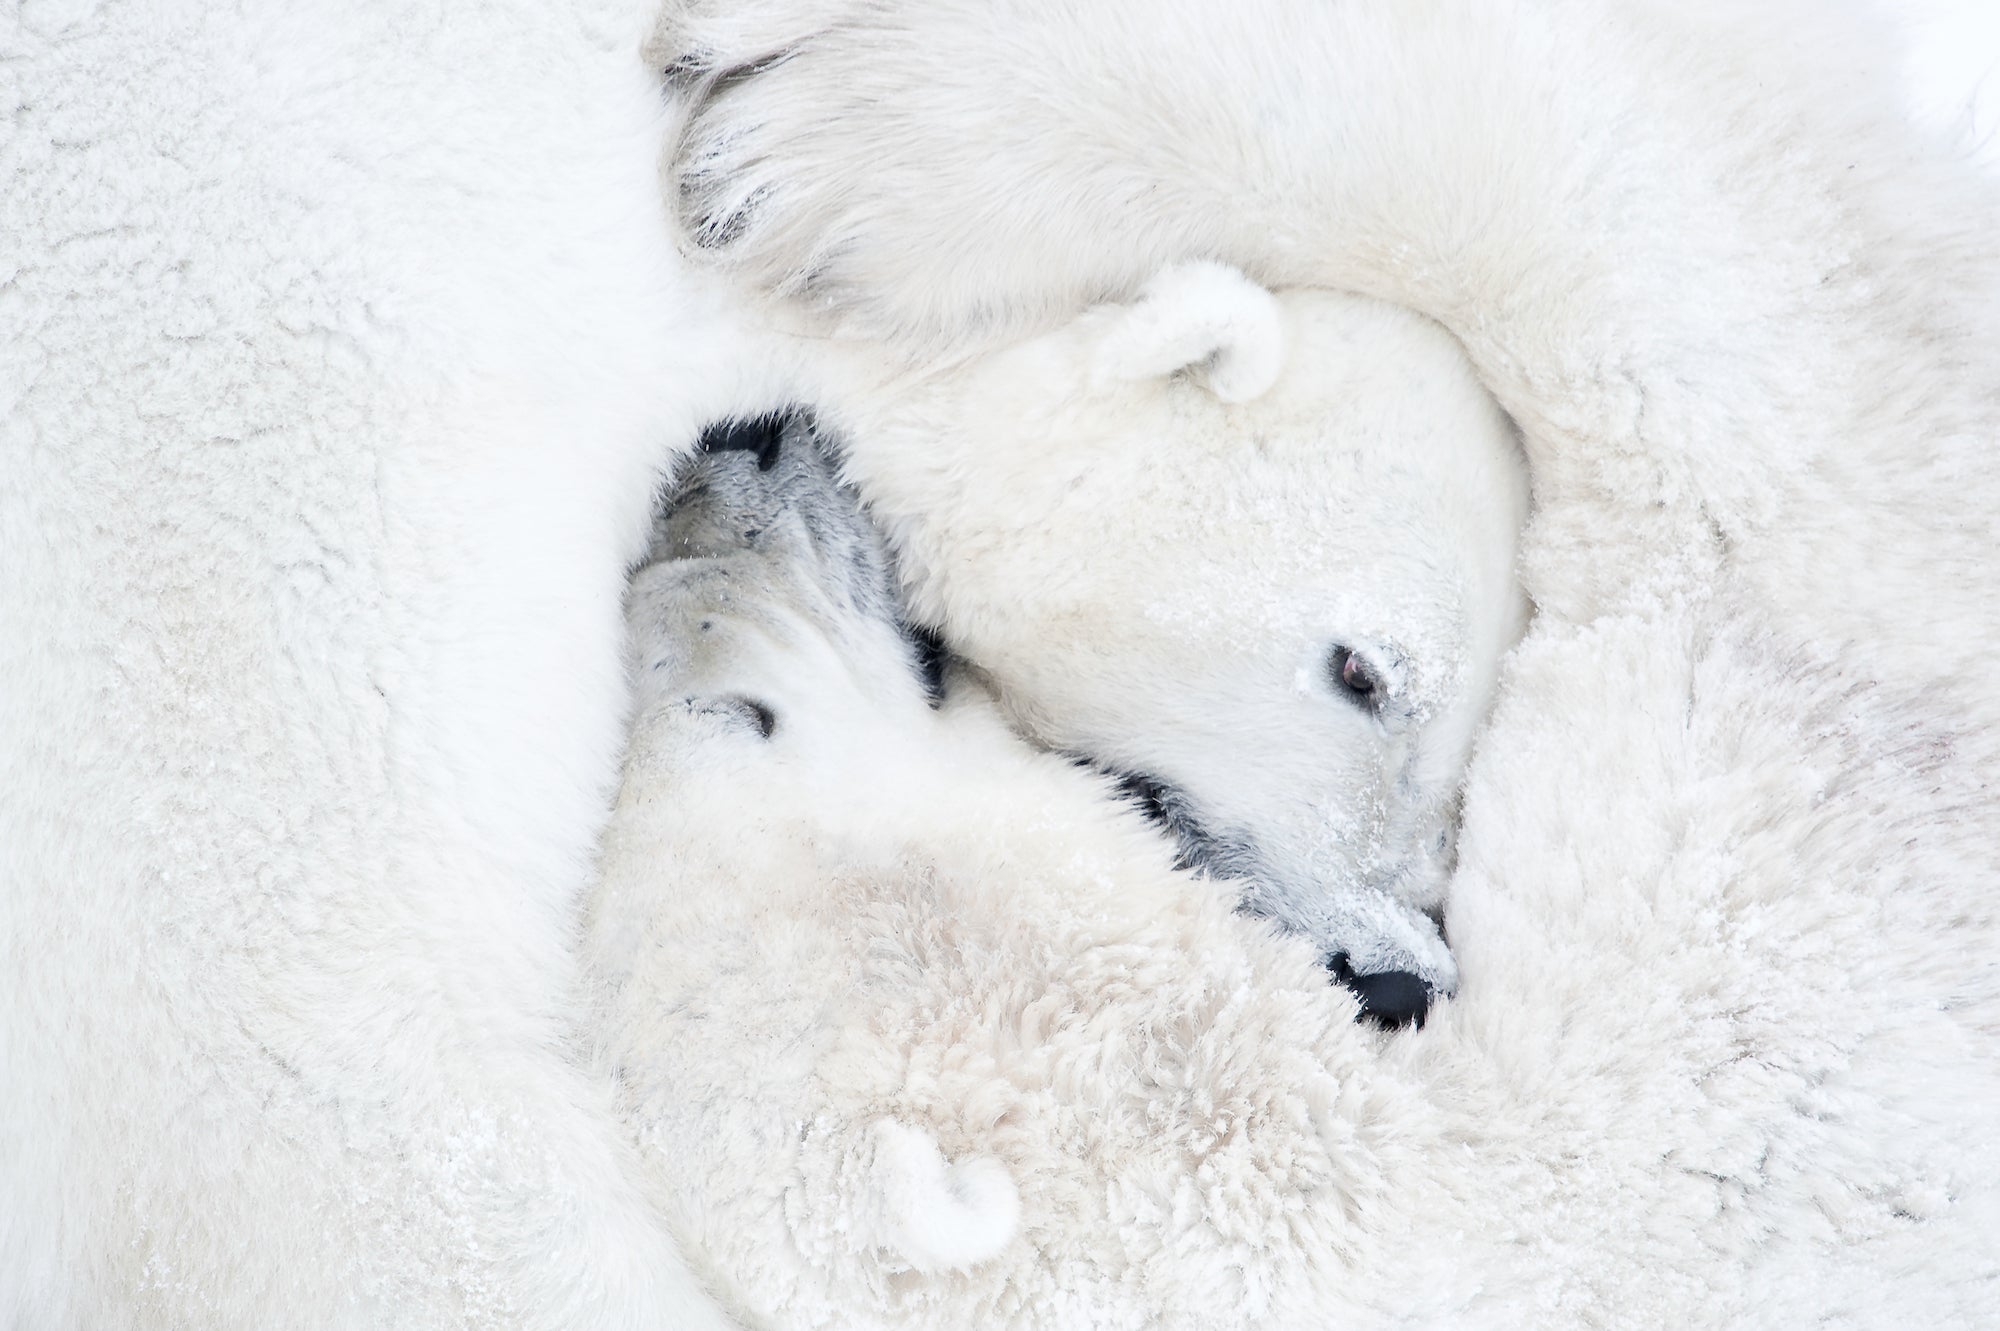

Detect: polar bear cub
[813, 263, 1531, 1021]
[591, 428, 1032, 1288]
[589, 422, 1403, 1326]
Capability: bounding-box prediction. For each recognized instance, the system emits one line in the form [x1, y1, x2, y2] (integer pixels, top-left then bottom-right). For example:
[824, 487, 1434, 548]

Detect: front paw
[658, 3, 909, 308]
[647, 0, 858, 87]
[655, 2, 1198, 345]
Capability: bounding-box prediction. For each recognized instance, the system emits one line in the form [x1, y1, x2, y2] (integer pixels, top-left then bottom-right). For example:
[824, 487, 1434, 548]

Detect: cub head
[820, 264, 1531, 1024]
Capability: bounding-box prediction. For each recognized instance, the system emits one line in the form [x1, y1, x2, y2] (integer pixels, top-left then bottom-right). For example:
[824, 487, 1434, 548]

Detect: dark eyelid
[720, 695, 777, 738]
[1328, 644, 1380, 707]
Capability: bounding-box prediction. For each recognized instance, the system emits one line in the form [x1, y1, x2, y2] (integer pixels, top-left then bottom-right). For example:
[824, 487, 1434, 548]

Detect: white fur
[862, 1120, 1021, 1274]
[811, 269, 1529, 994]
[13, 0, 2000, 1323]
[1, 3, 796, 1324]
[596, 403, 2000, 1329]
[1896, 0, 2000, 171]
[1085, 261, 1288, 403]
[644, 0, 2000, 1323]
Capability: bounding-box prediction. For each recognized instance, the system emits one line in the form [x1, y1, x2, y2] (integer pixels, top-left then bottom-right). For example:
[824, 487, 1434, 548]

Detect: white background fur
[2, 1, 795, 1323]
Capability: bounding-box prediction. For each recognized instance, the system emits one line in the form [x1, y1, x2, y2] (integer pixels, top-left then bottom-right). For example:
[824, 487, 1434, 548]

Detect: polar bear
[802, 261, 1530, 1023]
[645, 4, 2000, 1320]
[2, 4, 781, 1325]
[658, 0, 2000, 678]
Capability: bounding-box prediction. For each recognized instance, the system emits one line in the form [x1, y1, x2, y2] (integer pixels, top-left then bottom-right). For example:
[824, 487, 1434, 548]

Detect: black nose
[1325, 954, 1432, 1029]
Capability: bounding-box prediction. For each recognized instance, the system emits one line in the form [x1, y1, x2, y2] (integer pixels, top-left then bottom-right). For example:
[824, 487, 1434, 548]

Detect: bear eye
[713, 695, 777, 739]
[1328, 645, 1379, 705]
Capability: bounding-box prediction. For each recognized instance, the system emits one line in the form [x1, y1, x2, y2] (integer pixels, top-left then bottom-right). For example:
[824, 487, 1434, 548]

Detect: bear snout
[1325, 952, 1433, 1029]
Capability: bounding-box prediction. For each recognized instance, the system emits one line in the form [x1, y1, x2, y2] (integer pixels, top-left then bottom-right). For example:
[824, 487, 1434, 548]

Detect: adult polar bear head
[812, 263, 1531, 1019]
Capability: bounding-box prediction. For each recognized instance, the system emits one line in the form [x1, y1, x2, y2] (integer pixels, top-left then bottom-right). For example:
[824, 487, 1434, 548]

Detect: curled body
[812, 262, 1531, 1016]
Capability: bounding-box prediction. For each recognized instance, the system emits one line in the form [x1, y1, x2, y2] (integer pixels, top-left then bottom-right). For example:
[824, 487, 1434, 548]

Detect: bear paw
[862, 1119, 1020, 1273]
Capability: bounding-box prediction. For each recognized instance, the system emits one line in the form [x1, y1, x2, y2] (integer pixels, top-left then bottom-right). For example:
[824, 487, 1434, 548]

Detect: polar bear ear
[1087, 261, 1287, 403]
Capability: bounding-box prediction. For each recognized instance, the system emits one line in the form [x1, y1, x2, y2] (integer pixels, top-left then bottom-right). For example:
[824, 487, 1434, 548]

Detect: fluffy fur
[810, 262, 1531, 1004]
[10, 0, 1999, 1324]
[595, 426, 1411, 1329]
[1, 3, 790, 1324]
[641, 0, 2000, 1323]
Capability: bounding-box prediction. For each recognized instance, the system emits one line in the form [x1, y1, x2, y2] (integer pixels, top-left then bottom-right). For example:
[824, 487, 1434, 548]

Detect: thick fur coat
[7, 0, 1999, 1326]
[596, 316, 2000, 1329]
[634, 0, 2000, 1323]
[1, 2, 787, 1324]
